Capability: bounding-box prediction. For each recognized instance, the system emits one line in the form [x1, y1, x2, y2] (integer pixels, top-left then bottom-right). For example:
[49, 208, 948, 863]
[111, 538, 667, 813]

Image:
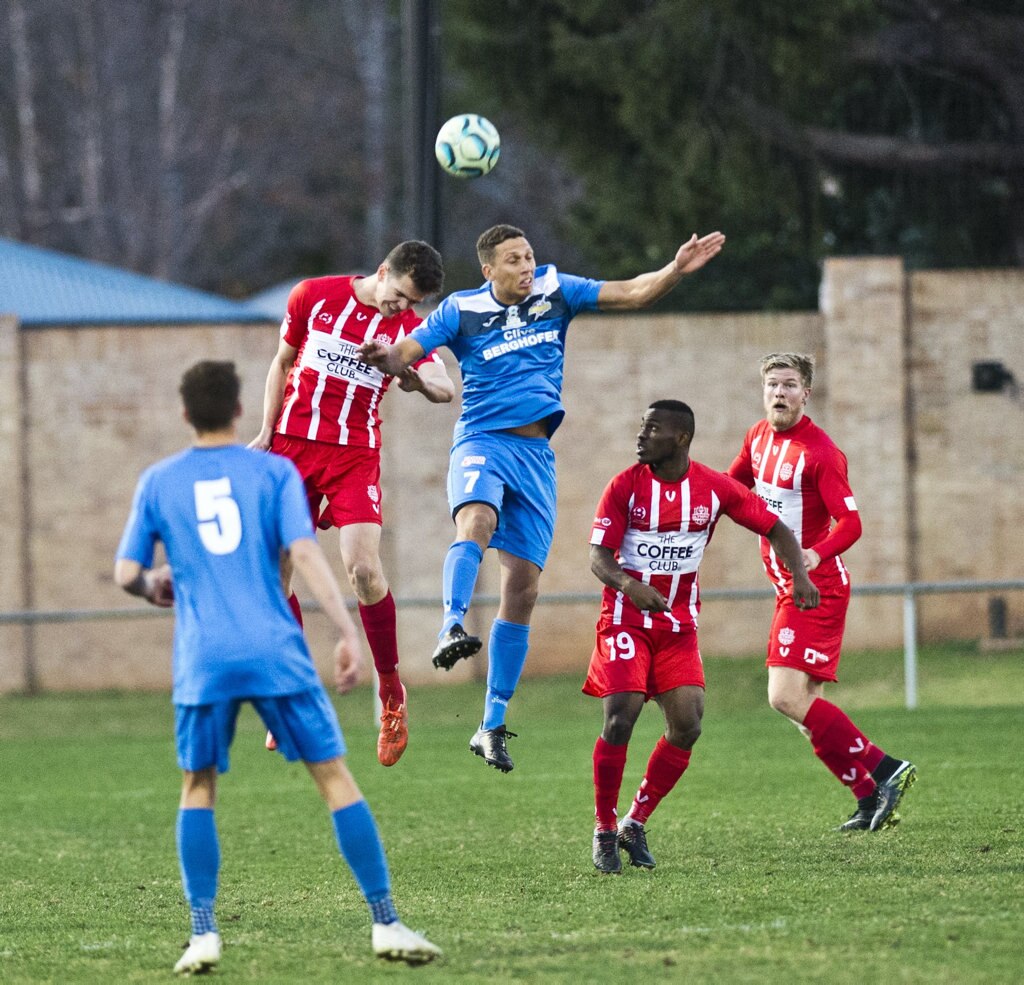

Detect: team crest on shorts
[780, 462, 794, 481]
[367, 485, 380, 503]
[691, 505, 710, 527]
[778, 626, 796, 646]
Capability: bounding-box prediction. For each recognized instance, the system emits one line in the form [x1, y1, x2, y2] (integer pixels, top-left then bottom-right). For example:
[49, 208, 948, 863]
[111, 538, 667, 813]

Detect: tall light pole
[401, 0, 442, 250]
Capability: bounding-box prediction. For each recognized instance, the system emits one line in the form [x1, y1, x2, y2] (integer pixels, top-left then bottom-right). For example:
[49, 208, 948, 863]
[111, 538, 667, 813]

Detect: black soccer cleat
[431, 624, 483, 671]
[870, 760, 917, 831]
[836, 792, 881, 832]
[618, 820, 656, 868]
[592, 829, 622, 874]
[469, 723, 517, 772]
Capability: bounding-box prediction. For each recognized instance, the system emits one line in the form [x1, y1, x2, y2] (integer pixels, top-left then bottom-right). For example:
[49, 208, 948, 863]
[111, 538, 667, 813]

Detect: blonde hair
[759, 352, 814, 388]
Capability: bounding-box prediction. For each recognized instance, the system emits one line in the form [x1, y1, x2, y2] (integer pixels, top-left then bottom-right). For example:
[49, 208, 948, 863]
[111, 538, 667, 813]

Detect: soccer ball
[434, 114, 500, 179]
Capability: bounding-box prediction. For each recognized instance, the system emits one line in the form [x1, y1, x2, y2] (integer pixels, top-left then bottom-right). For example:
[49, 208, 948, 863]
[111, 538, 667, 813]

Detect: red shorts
[766, 586, 850, 682]
[270, 433, 383, 528]
[583, 622, 705, 700]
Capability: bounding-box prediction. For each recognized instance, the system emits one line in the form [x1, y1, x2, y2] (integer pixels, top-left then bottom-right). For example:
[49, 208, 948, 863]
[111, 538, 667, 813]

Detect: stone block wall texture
[2, 258, 1022, 692]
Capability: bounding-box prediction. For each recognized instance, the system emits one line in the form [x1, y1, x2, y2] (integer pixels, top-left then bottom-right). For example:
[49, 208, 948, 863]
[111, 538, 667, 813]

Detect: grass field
[1, 644, 1022, 984]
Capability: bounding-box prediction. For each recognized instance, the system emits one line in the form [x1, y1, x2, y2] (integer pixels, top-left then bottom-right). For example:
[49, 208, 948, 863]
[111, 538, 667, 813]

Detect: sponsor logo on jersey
[691, 505, 710, 527]
[481, 324, 562, 361]
[356, 312, 368, 321]
[778, 627, 796, 646]
[367, 485, 380, 503]
[460, 455, 486, 467]
[666, 490, 676, 502]
[527, 298, 552, 319]
[780, 462, 794, 481]
[804, 647, 829, 665]
[596, 516, 612, 527]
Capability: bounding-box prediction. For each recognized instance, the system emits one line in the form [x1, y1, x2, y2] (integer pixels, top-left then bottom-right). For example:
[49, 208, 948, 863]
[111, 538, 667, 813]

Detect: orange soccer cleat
[377, 687, 409, 766]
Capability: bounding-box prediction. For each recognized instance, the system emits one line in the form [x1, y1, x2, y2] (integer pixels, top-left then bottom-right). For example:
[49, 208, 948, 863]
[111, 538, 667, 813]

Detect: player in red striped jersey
[728, 352, 917, 832]
[250, 241, 453, 767]
[585, 400, 817, 873]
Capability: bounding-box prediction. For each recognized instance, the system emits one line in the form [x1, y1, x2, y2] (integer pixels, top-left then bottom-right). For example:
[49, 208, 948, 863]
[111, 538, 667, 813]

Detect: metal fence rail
[3, 579, 1023, 709]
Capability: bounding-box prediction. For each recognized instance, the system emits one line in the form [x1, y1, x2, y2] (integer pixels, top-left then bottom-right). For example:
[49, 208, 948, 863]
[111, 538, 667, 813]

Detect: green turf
[1, 644, 1022, 983]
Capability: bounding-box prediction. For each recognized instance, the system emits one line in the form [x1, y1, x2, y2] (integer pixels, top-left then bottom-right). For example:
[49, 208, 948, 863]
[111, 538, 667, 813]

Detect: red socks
[628, 737, 691, 825]
[359, 592, 402, 704]
[802, 698, 885, 799]
[593, 737, 628, 830]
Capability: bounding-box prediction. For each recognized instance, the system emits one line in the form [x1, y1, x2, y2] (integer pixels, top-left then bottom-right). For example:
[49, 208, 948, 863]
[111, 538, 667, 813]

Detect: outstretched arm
[249, 336, 299, 451]
[288, 537, 365, 693]
[358, 336, 426, 377]
[396, 358, 455, 403]
[590, 544, 670, 613]
[765, 520, 820, 610]
[596, 231, 725, 311]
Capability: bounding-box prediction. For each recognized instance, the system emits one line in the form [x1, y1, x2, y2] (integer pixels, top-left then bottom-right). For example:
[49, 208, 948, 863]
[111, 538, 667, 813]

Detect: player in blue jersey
[114, 361, 440, 973]
[359, 224, 725, 773]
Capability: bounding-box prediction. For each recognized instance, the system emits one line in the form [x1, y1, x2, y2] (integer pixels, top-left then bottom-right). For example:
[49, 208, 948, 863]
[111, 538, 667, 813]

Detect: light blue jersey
[411, 264, 602, 440]
[116, 445, 321, 705]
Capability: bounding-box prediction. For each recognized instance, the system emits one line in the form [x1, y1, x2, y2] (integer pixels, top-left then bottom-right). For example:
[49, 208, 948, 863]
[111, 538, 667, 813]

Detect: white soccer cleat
[372, 921, 442, 964]
[173, 931, 222, 975]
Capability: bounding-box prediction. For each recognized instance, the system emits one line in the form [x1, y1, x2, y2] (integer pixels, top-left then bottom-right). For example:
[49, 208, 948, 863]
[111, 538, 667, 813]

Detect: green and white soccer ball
[434, 114, 501, 179]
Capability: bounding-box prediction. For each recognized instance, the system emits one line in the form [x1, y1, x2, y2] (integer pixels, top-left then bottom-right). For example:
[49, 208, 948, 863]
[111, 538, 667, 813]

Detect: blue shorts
[175, 687, 346, 774]
[448, 432, 557, 569]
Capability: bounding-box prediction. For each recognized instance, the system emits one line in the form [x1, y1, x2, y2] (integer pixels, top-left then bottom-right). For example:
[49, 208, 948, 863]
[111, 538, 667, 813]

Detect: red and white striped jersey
[728, 415, 860, 593]
[589, 460, 776, 632]
[275, 275, 442, 448]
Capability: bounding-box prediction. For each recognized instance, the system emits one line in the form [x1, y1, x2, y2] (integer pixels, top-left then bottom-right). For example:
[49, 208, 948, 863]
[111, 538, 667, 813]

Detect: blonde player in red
[585, 400, 818, 873]
[250, 241, 453, 766]
[728, 352, 917, 832]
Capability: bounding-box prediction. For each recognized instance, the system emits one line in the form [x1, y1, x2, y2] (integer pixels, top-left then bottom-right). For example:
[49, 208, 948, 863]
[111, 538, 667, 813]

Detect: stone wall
[2, 258, 1022, 693]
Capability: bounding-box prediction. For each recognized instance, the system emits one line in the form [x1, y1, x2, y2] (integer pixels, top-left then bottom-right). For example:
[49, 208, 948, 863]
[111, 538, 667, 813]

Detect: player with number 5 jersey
[585, 401, 818, 874]
[115, 361, 440, 973]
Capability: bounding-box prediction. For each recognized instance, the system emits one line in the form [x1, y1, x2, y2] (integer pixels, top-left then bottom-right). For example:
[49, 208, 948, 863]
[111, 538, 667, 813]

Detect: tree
[443, 0, 1024, 310]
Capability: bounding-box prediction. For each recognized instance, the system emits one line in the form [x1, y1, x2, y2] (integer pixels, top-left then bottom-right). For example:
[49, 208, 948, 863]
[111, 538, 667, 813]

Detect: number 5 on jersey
[194, 478, 242, 555]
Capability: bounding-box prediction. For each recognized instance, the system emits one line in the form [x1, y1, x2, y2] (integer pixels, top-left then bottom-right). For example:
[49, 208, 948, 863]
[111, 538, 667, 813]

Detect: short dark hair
[385, 240, 444, 296]
[179, 361, 240, 432]
[648, 399, 695, 438]
[476, 224, 526, 266]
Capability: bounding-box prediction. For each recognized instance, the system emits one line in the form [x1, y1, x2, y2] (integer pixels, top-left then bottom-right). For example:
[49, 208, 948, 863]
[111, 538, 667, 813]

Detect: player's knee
[602, 711, 637, 745]
[666, 719, 701, 749]
[768, 689, 800, 720]
[346, 559, 385, 602]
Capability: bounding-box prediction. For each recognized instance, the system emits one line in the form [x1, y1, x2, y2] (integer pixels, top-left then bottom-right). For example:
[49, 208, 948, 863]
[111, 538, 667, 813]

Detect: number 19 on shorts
[604, 632, 636, 661]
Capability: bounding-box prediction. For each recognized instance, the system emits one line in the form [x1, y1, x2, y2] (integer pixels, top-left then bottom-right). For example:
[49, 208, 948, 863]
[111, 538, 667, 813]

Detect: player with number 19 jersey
[116, 445, 320, 706]
[588, 460, 777, 634]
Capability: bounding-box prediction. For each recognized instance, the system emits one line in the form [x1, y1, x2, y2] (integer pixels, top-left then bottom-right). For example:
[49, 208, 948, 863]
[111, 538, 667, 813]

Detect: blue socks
[482, 619, 530, 730]
[177, 808, 219, 936]
[331, 800, 397, 924]
[441, 541, 484, 637]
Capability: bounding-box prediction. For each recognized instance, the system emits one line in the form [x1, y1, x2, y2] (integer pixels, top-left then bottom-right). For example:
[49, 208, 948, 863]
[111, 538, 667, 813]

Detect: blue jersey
[116, 444, 321, 705]
[411, 264, 602, 439]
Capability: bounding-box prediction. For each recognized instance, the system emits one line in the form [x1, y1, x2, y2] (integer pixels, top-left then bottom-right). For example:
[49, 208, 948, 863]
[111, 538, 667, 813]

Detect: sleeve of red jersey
[725, 432, 755, 487]
[281, 280, 310, 349]
[810, 447, 863, 560]
[589, 471, 631, 551]
[716, 470, 777, 536]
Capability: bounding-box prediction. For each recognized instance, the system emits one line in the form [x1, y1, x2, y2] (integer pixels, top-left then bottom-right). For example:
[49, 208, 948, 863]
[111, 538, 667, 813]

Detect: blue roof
[0, 238, 272, 325]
